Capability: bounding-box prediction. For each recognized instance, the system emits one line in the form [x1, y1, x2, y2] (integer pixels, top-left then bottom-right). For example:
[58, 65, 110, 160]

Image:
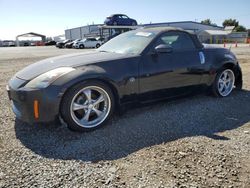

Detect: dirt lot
[0, 46, 249, 187]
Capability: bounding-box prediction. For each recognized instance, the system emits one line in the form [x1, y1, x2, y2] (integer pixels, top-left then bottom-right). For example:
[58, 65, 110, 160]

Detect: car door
[121, 15, 130, 25]
[92, 38, 98, 47]
[114, 15, 119, 24]
[84, 39, 91, 48]
[88, 38, 95, 47]
[139, 31, 204, 101]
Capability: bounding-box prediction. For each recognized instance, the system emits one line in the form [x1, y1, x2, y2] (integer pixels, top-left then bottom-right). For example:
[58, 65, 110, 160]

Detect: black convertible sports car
[56, 39, 72, 48]
[7, 27, 242, 131]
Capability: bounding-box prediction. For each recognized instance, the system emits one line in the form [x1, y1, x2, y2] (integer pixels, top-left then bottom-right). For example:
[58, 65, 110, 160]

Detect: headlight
[24, 67, 75, 89]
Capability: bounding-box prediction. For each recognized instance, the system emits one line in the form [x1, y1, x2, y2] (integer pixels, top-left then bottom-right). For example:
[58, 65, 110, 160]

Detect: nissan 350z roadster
[7, 27, 243, 131]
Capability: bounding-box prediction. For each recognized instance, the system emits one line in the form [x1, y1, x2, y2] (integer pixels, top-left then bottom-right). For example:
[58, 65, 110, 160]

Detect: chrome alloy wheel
[70, 86, 111, 128]
[217, 69, 235, 97]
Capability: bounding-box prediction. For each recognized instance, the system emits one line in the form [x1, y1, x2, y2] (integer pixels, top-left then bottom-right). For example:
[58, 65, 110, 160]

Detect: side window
[155, 32, 195, 51]
[122, 15, 129, 19]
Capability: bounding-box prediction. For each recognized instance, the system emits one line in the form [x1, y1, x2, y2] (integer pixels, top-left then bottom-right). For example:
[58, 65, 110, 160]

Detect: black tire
[79, 44, 84, 49]
[96, 43, 100, 48]
[211, 68, 235, 97]
[60, 81, 115, 132]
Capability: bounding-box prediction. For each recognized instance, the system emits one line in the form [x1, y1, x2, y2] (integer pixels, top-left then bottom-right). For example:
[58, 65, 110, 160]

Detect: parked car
[30, 42, 36, 46]
[65, 39, 81, 48]
[104, 14, 137, 26]
[23, 42, 29, 46]
[95, 37, 105, 44]
[7, 27, 243, 132]
[73, 38, 101, 49]
[56, 39, 72, 48]
[2, 40, 15, 47]
[45, 41, 56, 46]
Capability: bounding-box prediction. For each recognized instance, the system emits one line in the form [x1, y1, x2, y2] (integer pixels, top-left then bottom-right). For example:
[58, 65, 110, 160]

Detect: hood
[15, 51, 134, 80]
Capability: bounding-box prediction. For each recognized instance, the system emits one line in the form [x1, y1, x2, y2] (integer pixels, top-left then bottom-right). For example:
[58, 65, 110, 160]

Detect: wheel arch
[220, 62, 242, 89]
[59, 76, 121, 115]
[208, 61, 242, 88]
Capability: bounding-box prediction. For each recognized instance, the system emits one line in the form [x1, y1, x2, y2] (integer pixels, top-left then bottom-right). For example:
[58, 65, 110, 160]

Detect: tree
[223, 19, 239, 27]
[234, 25, 247, 32]
[223, 19, 247, 32]
[201, 19, 217, 26]
[201, 19, 212, 25]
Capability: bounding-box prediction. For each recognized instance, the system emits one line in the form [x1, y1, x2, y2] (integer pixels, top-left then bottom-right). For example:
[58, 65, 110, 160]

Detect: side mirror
[155, 44, 173, 53]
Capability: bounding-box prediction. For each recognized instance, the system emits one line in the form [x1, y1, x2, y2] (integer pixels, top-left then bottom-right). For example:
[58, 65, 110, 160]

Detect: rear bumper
[7, 77, 61, 124]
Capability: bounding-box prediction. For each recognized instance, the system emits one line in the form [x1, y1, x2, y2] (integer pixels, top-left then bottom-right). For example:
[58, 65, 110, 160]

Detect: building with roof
[143, 21, 224, 33]
[65, 21, 247, 43]
[16, 32, 46, 46]
[198, 30, 230, 43]
[65, 21, 224, 41]
[227, 32, 248, 43]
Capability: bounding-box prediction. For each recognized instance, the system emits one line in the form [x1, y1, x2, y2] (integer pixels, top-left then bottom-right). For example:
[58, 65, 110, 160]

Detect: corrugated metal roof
[224, 26, 235, 31]
[143, 21, 224, 29]
[201, 30, 230, 35]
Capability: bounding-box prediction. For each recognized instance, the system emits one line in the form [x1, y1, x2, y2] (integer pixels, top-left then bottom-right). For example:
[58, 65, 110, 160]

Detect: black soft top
[140, 27, 204, 49]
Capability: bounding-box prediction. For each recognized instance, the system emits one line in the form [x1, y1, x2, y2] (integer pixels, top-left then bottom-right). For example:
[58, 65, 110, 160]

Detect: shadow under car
[15, 90, 250, 162]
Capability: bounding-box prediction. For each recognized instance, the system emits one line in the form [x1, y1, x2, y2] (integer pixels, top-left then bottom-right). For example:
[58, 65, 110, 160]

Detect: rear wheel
[61, 81, 115, 132]
[113, 21, 118, 25]
[212, 68, 235, 97]
[132, 21, 137, 26]
[96, 43, 100, 48]
[79, 44, 84, 49]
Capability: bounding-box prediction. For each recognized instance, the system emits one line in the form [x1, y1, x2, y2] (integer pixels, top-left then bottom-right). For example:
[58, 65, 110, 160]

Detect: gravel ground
[0, 46, 249, 187]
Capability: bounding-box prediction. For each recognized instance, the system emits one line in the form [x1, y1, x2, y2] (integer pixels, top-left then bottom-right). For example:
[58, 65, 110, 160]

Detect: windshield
[98, 30, 156, 55]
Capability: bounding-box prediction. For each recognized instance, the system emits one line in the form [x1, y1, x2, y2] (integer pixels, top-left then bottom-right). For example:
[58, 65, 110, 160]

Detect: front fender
[53, 66, 120, 98]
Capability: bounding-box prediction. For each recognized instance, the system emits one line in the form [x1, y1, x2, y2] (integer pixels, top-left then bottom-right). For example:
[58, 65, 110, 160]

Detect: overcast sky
[0, 0, 249, 40]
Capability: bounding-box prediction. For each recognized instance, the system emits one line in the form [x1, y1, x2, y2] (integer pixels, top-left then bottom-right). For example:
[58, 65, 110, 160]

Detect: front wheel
[60, 81, 115, 132]
[79, 44, 84, 49]
[96, 43, 100, 48]
[212, 68, 235, 97]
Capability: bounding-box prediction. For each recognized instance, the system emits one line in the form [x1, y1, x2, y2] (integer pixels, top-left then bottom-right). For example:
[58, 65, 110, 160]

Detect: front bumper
[73, 44, 79, 49]
[56, 43, 64, 48]
[7, 77, 62, 124]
